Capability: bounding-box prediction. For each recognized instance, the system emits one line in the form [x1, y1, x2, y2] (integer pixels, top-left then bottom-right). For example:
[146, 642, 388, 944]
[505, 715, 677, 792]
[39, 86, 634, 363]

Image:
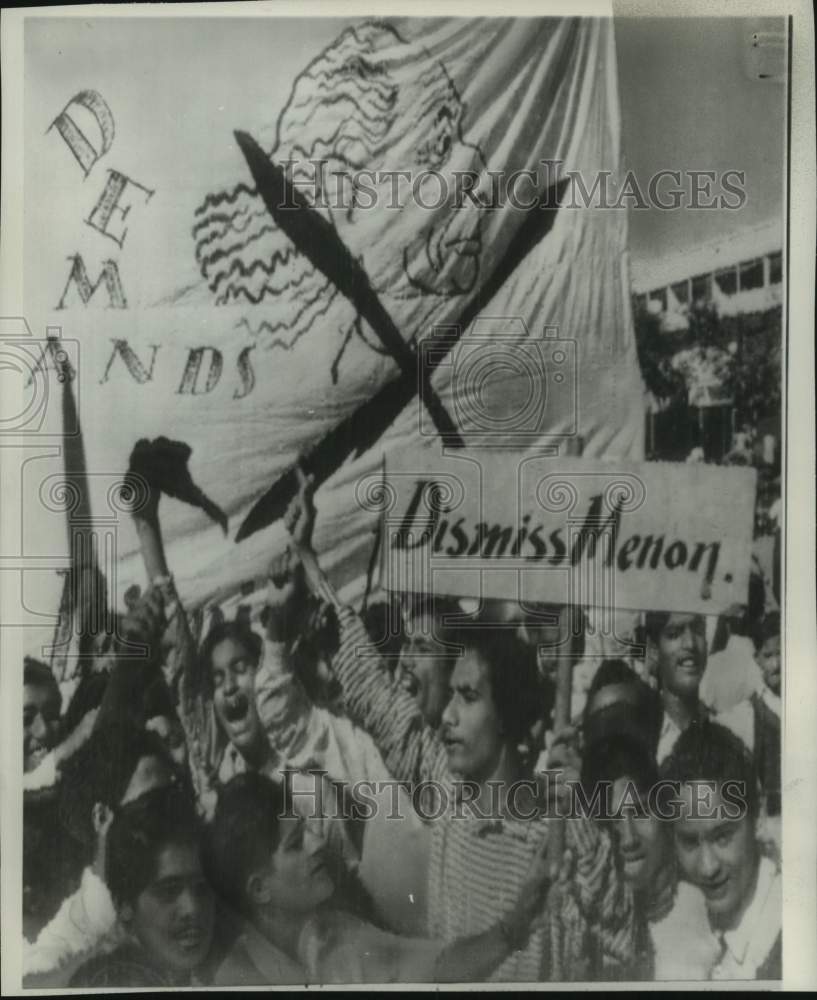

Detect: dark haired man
[753, 611, 782, 699]
[644, 612, 713, 764]
[280, 470, 635, 982]
[197, 620, 273, 783]
[581, 659, 663, 759]
[70, 786, 216, 987]
[661, 722, 781, 980]
[24, 658, 62, 774]
[24, 724, 180, 983]
[393, 593, 463, 729]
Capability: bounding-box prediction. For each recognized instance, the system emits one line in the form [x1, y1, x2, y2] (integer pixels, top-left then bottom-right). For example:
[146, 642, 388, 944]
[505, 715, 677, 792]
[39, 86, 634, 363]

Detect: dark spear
[233, 130, 464, 448]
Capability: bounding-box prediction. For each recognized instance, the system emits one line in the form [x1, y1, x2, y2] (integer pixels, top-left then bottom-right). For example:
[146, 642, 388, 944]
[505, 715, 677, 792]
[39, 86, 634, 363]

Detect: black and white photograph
[1, 0, 815, 990]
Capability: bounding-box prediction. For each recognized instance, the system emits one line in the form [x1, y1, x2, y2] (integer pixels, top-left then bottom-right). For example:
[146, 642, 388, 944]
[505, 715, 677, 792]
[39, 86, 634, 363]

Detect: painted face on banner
[192, 21, 490, 373]
[654, 613, 707, 699]
[210, 637, 263, 755]
[441, 649, 505, 782]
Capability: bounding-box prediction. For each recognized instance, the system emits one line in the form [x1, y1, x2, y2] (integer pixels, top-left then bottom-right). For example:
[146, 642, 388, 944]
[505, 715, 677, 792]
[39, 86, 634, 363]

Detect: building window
[648, 287, 667, 312]
[714, 267, 738, 295]
[768, 251, 782, 285]
[692, 273, 711, 302]
[738, 257, 764, 291]
[671, 279, 690, 305]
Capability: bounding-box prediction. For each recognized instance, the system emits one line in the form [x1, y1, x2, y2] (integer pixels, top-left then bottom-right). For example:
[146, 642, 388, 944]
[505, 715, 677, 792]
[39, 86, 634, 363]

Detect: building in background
[631, 219, 783, 466]
[631, 219, 783, 333]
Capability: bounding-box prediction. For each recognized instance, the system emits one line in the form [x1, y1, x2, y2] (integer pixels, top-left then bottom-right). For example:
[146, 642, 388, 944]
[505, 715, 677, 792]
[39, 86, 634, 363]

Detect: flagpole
[54, 338, 106, 675]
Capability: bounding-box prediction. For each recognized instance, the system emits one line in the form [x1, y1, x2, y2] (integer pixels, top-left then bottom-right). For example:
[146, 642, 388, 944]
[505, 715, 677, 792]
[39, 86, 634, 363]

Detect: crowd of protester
[21, 438, 782, 986]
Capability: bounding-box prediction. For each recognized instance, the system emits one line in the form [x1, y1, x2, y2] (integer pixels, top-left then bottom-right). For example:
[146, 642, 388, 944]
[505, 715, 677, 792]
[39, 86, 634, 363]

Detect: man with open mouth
[661, 721, 782, 981]
[645, 612, 712, 765]
[123, 436, 360, 887]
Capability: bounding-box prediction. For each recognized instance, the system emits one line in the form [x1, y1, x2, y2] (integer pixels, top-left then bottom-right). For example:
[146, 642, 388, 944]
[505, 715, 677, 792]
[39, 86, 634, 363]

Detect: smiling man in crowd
[24, 658, 62, 774]
[661, 722, 782, 981]
[645, 612, 712, 764]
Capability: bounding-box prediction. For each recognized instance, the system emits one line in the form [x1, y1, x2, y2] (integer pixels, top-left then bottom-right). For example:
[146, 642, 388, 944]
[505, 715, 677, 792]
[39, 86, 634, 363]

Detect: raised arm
[125, 439, 221, 800]
[253, 547, 319, 762]
[284, 467, 448, 787]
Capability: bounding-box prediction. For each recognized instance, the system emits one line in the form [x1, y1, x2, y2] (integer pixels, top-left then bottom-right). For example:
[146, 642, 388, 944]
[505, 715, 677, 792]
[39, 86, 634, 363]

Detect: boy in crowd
[661, 722, 782, 980]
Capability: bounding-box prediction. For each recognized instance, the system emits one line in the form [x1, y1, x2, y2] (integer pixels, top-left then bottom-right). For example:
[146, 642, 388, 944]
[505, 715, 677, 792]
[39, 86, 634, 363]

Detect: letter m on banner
[57, 255, 127, 309]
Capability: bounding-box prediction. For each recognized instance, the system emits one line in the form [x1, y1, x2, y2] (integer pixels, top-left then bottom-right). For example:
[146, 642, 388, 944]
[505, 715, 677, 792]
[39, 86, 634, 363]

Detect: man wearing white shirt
[662, 722, 782, 981]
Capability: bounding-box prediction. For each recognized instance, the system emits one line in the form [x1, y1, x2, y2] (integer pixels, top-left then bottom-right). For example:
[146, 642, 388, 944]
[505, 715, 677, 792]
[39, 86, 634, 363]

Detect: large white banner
[22, 16, 644, 616]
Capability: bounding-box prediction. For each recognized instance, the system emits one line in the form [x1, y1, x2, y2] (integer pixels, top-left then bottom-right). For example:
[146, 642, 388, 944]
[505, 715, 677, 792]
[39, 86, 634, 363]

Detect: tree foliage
[632, 300, 782, 426]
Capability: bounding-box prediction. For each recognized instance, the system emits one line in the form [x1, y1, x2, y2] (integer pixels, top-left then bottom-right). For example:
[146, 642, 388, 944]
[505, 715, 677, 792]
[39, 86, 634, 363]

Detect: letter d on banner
[48, 90, 114, 177]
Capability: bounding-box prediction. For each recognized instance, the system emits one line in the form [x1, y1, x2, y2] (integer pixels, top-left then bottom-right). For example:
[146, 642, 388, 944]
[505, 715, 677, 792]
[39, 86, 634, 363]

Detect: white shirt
[711, 856, 782, 980]
[717, 685, 781, 756]
[23, 867, 120, 978]
[656, 712, 684, 766]
[23, 751, 58, 792]
[700, 636, 763, 714]
[650, 881, 722, 981]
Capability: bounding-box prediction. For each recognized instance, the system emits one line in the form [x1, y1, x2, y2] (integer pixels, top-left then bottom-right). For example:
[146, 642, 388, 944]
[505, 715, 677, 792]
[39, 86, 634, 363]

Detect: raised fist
[125, 437, 228, 533]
